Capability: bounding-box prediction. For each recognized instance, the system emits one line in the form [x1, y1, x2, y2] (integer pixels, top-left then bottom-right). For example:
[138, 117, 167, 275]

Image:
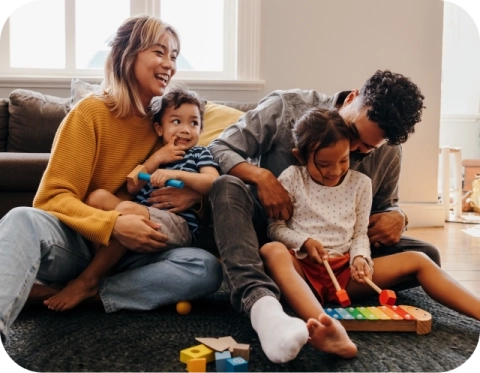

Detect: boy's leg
[86, 189, 123, 211]
[347, 251, 480, 320]
[260, 242, 357, 359]
[0, 207, 92, 342]
[209, 175, 308, 363]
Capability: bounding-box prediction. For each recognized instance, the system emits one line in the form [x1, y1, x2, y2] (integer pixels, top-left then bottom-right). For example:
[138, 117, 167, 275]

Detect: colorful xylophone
[325, 305, 432, 335]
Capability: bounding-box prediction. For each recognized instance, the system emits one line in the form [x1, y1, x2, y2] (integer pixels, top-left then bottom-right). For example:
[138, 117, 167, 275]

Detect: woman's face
[134, 32, 178, 108]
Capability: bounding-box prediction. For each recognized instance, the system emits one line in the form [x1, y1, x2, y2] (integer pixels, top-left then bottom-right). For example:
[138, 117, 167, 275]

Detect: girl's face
[134, 32, 178, 108]
[306, 139, 350, 187]
[154, 103, 202, 149]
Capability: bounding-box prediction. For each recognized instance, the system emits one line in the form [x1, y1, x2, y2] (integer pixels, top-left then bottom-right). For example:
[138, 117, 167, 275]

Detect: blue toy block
[215, 351, 231, 372]
[225, 357, 248, 372]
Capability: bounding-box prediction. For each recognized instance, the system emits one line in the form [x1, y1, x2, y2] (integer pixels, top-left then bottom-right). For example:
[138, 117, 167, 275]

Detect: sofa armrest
[0, 153, 50, 191]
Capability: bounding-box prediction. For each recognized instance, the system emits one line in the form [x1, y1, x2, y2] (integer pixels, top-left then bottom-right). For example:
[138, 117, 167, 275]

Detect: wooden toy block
[215, 351, 231, 372]
[187, 358, 206, 372]
[363, 277, 397, 306]
[195, 337, 231, 352]
[180, 344, 215, 364]
[326, 304, 432, 334]
[225, 357, 248, 372]
[231, 343, 250, 361]
[323, 259, 351, 307]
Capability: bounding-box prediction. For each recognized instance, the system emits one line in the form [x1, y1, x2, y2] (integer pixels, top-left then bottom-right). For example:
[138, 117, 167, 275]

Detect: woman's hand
[147, 185, 201, 213]
[302, 238, 328, 264]
[350, 256, 373, 283]
[112, 214, 168, 253]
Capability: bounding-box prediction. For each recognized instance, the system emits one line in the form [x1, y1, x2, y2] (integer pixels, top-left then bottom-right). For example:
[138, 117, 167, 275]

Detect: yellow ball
[176, 300, 192, 315]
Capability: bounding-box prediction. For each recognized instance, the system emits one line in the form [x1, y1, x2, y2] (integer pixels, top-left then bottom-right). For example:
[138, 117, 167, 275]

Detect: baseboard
[398, 203, 445, 228]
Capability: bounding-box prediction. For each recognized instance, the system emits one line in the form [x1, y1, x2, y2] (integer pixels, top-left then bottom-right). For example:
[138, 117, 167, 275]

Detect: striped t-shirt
[135, 146, 219, 241]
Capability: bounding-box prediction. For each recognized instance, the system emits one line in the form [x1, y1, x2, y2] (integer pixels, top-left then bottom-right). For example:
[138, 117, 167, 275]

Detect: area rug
[2, 283, 479, 372]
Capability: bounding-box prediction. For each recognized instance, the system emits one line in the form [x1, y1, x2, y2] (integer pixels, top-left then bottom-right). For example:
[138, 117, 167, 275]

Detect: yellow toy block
[187, 358, 206, 372]
[180, 344, 215, 364]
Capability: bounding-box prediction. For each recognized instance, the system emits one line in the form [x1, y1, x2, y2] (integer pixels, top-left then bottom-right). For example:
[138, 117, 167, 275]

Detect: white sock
[250, 296, 309, 363]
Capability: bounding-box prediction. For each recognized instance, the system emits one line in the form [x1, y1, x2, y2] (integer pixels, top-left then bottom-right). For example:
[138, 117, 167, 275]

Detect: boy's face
[154, 103, 202, 149]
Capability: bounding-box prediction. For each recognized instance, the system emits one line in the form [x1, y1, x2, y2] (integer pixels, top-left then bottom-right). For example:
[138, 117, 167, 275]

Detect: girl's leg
[260, 242, 357, 358]
[347, 251, 480, 320]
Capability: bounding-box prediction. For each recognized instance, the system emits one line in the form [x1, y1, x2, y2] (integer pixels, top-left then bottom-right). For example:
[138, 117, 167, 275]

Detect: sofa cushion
[198, 102, 246, 147]
[7, 89, 70, 153]
[0, 99, 9, 152]
[71, 77, 102, 106]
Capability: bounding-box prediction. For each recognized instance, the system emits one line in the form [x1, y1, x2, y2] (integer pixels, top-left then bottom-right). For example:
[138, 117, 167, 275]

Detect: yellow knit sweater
[33, 96, 160, 246]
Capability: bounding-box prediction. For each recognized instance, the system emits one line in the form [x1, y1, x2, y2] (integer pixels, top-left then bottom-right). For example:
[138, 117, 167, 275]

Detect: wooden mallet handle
[363, 277, 382, 294]
[323, 259, 342, 291]
[363, 276, 397, 306]
[323, 259, 351, 307]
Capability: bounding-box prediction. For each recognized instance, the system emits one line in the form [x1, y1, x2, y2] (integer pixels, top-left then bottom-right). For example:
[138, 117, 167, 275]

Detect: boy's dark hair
[293, 108, 355, 164]
[359, 70, 425, 145]
[154, 88, 205, 129]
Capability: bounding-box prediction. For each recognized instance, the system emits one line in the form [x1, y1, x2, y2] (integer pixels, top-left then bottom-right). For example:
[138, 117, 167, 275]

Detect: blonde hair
[101, 15, 180, 118]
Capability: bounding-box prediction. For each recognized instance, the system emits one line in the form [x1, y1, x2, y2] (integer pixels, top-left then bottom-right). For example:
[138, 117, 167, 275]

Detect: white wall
[0, 0, 446, 226]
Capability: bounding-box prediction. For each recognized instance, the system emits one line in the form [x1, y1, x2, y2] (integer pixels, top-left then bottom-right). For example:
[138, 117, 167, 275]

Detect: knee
[2, 206, 44, 227]
[196, 251, 223, 292]
[85, 189, 111, 209]
[210, 175, 248, 200]
[424, 244, 441, 267]
[116, 201, 140, 215]
[260, 242, 288, 263]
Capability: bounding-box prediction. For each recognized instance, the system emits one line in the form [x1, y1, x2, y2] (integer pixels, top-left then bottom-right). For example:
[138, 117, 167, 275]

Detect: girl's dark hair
[293, 108, 355, 164]
[154, 88, 205, 129]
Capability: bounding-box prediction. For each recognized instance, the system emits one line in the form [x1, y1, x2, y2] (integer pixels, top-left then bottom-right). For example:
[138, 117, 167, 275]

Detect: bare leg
[260, 242, 357, 359]
[346, 251, 480, 321]
[85, 189, 123, 211]
[43, 240, 127, 311]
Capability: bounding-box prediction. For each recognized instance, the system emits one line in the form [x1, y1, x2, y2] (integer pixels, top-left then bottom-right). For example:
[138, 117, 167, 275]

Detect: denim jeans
[209, 175, 442, 315]
[0, 207, 223, 342]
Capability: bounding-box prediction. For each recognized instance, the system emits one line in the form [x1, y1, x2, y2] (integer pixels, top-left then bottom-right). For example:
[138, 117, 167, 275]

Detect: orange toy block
[180, 344, 215, 364]
[364, 277, 396, 306]
[126, 165, 147, 186]
[187, 358, 206, 373]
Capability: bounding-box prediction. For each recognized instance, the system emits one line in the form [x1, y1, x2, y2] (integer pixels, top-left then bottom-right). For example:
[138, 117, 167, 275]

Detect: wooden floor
[405, 221, 480, 297]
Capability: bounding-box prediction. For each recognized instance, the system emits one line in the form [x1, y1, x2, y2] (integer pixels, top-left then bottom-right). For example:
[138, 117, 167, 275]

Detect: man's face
[339, 91, 387, 154]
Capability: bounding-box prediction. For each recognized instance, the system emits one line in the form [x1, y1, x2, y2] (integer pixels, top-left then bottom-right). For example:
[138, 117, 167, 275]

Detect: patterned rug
[2, 283, 479, 372]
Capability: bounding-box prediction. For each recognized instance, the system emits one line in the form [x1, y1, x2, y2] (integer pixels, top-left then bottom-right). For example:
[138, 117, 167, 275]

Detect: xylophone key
[385, 305, 416, 320]
[378, 305, 403, 320]
[324, 308, 343, 320]
[356, 307, 379, 320]
[334, 308, 355, 320]
[367, 306, 391, 320]
[344, 307, 367, 320]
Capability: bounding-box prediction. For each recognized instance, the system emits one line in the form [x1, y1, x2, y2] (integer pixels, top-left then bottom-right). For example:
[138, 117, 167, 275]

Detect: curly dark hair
[154, 88, 205, 129]
[359, 70, 425, 145]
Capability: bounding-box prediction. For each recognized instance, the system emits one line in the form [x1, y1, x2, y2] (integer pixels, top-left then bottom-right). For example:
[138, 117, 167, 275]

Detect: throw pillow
[199, 102, 244, 147]
[7, 89, 70, 153]
[70, 77, 102, 106]
[0, 99, 9, 152]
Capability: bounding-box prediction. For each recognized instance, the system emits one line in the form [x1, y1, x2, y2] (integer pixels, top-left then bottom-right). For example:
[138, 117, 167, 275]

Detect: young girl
[44, 88, 220, 311]
[260, 107, 480, 357]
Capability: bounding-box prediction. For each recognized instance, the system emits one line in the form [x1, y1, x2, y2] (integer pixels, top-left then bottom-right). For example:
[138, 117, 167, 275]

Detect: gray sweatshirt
[208, 89, 401, 214]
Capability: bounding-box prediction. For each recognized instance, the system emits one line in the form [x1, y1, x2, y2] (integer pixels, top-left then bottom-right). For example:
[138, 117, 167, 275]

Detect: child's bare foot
[307, 313, 357, 359]
[24, 283, 62, 309]
[43, 277, 99, 311]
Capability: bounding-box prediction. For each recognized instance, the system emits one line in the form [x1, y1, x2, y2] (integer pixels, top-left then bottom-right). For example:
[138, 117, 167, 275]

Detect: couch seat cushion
[7, 89, 70, 153]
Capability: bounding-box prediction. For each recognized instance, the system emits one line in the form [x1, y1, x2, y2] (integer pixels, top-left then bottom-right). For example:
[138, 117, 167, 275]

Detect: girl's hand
[302, 238, 328, 264]
[350, 256, 373, 283]
[154, 135, 186, 165]
[149, 169, 180, 187]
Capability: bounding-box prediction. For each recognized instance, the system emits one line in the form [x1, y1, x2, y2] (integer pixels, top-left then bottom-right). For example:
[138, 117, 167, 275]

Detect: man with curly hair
[207, 70, 439, 364]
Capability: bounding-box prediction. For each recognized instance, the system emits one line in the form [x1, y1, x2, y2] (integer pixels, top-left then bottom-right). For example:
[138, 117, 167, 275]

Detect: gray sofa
[0, 86, 256, 219]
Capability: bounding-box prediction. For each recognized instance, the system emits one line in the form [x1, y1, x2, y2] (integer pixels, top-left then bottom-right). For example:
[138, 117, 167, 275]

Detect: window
[0, 0, 262, 89]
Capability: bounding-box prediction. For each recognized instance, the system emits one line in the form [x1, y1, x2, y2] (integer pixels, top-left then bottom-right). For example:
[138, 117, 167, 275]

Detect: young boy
[44, 88, 219, 311]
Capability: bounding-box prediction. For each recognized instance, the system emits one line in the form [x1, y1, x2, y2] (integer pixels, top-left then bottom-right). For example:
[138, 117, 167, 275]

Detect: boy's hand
[302, 238, 328, 264]
[350, 256, 373, 283]
[155, 135, 186, 164]
[149, 169, 180, 187]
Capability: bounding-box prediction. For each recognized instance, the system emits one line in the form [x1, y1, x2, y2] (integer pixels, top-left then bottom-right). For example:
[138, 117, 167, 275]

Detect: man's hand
[350, 256, 373, 283]
[112, 214, 168, 253]
[302, 238, 328, 264]
[368, 210, 405, 247]
[256, 171, 293, 220]
[147, 186, 201, 213]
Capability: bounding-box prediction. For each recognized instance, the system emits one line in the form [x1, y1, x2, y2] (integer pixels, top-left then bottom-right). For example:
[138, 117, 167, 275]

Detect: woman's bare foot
[307, 313, 357, 359]
[43, 277, 99, 311]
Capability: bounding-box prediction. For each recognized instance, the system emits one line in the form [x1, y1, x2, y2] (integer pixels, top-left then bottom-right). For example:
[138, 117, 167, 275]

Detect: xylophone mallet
[363, 277, 396, 306]
[323, 259, 351, 307]
[127, 164, 184, 188]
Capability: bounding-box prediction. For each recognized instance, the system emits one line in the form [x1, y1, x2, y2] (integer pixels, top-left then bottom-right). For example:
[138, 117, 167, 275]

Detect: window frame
[0, 0, 263, 91]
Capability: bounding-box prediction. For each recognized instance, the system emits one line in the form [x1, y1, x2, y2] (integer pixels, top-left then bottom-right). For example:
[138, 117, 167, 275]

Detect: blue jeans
[209, 175, 442, 315]
[0, 207, 223, 342]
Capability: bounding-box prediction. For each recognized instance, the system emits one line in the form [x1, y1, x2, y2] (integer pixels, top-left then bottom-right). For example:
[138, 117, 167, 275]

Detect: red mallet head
[336, 289, 351, 307]
[379, 289, 397, 306]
